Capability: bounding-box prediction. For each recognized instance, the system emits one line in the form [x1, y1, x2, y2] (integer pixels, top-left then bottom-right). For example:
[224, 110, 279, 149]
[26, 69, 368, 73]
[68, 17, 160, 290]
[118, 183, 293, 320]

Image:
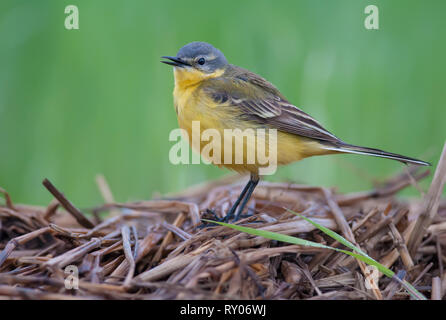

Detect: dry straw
[0, 143, 445, 300]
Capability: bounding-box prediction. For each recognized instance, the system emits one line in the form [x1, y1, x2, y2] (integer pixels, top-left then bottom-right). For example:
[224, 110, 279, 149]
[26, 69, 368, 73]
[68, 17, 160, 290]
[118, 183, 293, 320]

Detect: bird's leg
[233, 174, 259, 222]
[222, 178, 253, 222]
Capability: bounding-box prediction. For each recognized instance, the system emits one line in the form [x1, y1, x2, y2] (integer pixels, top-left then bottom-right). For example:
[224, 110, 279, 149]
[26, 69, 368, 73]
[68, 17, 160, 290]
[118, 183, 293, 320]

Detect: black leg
[223, 178, 252, 222]
[233, 174, 259, 221]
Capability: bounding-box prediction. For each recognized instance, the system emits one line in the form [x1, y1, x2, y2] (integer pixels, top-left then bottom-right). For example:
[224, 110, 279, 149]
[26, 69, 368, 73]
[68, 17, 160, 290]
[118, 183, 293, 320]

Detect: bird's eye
[197, 58, 206, 65]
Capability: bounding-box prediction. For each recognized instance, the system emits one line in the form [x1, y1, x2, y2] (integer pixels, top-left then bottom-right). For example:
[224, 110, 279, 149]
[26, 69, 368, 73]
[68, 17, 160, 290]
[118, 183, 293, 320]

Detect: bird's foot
[198, 207, 259, 229]
[197, 209, 225, 228]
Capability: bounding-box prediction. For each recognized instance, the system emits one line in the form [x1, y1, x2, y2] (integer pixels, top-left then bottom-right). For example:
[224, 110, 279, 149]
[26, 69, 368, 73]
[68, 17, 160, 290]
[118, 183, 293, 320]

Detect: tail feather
[323, 143, 431, 166]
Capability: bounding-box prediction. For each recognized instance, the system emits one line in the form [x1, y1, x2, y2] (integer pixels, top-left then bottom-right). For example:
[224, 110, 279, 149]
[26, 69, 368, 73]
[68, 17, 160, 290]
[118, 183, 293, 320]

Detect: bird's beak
[160, 56, 191, 67]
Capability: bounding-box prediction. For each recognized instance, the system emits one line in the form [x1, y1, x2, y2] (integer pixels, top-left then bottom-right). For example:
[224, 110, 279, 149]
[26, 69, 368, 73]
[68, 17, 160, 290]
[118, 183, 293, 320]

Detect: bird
[161, 41, 430, 222]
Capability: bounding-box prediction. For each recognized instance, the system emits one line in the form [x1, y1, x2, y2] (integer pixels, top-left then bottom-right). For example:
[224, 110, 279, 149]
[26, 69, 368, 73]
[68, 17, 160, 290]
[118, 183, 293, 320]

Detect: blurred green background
[0, 0, 445, 207]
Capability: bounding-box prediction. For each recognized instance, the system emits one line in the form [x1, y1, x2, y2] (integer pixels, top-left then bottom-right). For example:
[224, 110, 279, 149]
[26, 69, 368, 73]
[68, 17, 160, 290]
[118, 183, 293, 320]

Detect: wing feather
[202, 68, 341, 144]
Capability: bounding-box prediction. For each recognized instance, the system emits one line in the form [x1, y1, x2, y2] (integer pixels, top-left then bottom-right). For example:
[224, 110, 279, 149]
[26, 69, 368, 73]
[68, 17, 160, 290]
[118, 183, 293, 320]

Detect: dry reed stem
[431, 277, 442, 300]
[408, 142, 446, 254]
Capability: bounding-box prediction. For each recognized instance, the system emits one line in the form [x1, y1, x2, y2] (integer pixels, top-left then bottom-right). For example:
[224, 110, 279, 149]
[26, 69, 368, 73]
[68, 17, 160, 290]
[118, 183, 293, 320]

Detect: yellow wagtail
[161, 42, 430, 221]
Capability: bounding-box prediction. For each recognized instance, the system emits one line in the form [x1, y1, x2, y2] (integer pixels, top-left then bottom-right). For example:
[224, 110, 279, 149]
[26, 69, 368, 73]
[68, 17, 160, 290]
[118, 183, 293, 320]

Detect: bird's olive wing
[203, 77, 341, 144]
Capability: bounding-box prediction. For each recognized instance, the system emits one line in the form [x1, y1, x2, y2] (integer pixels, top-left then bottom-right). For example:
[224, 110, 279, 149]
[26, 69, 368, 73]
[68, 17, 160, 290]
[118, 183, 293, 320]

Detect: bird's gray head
[161, 42, 228, 74]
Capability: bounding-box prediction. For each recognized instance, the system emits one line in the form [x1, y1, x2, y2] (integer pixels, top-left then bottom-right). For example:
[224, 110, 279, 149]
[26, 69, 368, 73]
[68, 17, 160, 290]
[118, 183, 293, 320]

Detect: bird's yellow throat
[173, 67, 225, 89]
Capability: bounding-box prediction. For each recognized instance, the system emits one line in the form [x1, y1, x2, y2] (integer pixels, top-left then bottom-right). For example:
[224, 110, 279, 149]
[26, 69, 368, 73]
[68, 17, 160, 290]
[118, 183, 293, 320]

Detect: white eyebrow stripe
[205, 54, 217, 60]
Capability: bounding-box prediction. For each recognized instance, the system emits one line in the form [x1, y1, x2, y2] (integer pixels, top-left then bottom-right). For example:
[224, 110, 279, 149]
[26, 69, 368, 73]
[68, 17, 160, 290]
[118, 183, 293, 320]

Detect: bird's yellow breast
[173, 68, 224, 114]
[171, 68, 332, 174]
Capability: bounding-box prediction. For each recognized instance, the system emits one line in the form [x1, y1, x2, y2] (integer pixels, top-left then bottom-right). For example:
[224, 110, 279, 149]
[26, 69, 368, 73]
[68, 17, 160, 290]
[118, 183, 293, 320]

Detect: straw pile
[0, 147, 445, 300]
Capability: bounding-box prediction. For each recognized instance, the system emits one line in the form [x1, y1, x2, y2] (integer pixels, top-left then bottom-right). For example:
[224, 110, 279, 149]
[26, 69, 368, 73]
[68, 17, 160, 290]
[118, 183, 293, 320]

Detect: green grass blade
[286, 208, 371, 259]
[204, 219, 393, 277]
[203, 218, 427, 300]
[202, 219, 333, 250]
[286, 210, 426, 300]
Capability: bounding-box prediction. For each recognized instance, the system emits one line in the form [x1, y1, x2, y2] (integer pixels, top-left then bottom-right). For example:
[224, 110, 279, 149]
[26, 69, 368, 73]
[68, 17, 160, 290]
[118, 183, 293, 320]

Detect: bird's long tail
[323, 143, 431, 166]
